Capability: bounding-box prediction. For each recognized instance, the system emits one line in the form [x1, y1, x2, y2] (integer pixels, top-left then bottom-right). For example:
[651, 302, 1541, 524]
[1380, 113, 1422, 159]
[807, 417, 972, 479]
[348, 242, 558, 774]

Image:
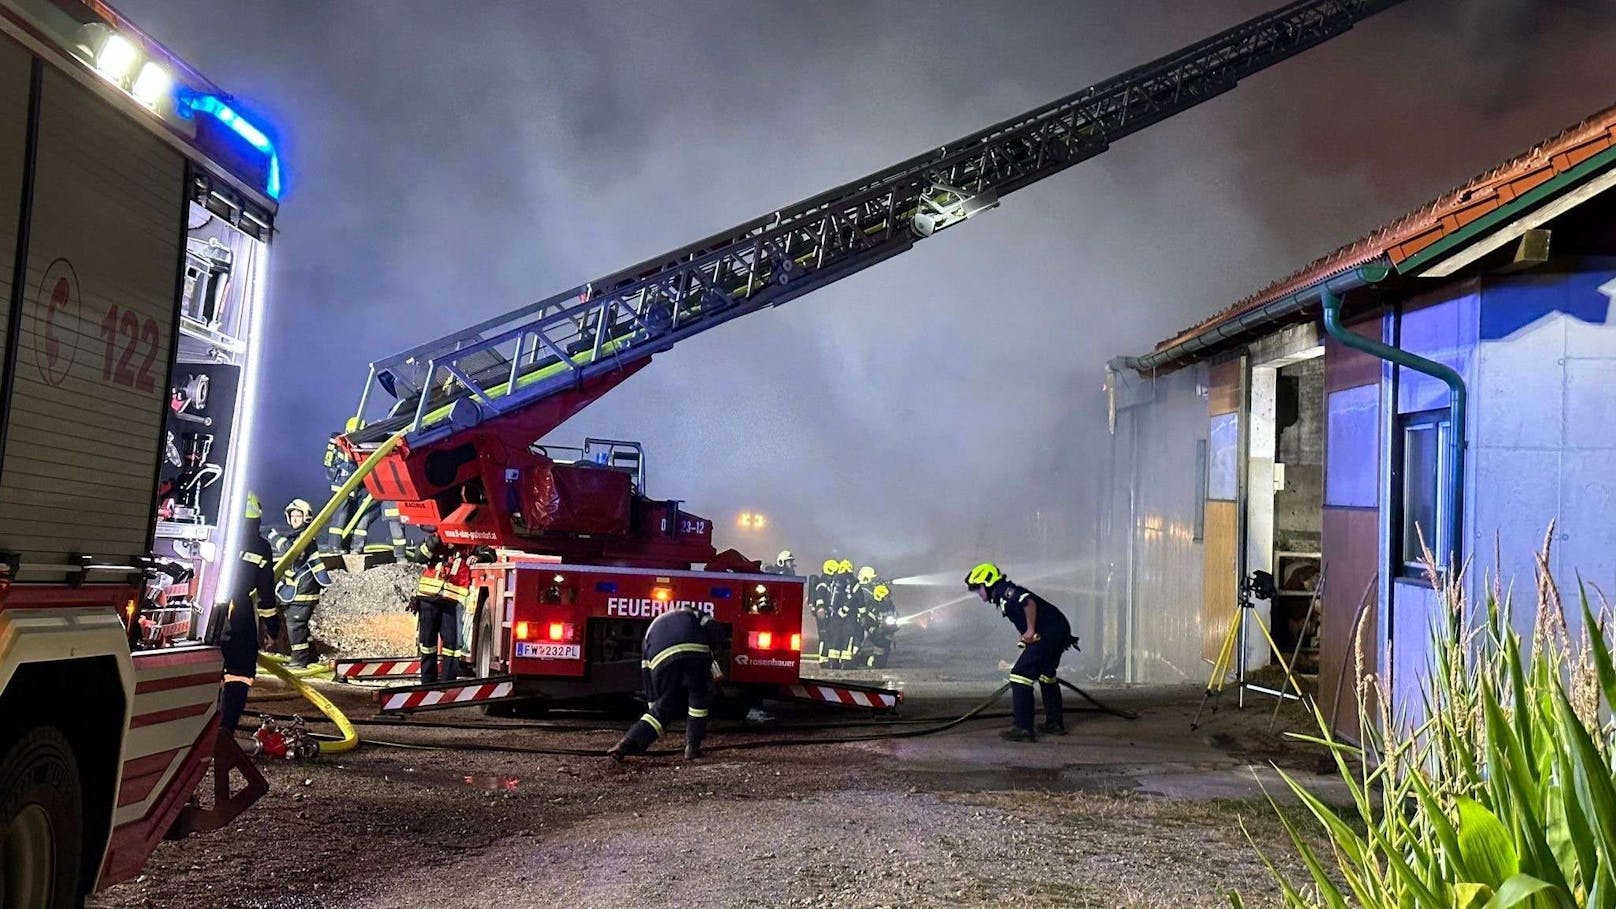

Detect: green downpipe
[1321, 288, 1465, 567]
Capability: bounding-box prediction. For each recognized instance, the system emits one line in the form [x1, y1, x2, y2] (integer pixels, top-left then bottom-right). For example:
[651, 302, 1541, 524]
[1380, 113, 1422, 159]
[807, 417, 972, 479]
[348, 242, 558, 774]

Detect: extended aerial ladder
[339, 0, 1404, 565]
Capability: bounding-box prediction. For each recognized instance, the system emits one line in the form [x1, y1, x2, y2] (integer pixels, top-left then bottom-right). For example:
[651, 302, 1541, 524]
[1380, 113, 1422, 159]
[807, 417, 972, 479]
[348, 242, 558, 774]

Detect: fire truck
[332, 0, 1407, 716]
[0, 0, 277, 904]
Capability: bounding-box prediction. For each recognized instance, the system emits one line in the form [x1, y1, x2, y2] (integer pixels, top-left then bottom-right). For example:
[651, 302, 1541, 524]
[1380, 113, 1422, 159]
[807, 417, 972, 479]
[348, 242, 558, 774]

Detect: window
[1325, 384, 1378, 508]
[1207, 412, 1239, 501]
[1397, 410, 1451, 576]
[1193, 439, 1208, 541]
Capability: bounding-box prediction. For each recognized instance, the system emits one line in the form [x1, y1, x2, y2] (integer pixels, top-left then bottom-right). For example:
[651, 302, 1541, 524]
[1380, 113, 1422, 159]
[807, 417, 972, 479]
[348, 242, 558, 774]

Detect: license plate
[515, 642, 580, 660]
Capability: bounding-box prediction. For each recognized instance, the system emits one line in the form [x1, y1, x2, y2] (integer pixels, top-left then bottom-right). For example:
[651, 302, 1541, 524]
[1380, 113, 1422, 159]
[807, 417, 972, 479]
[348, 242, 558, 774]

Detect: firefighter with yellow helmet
[965, 562, 1078, 741]
[809, 560, 840, 663]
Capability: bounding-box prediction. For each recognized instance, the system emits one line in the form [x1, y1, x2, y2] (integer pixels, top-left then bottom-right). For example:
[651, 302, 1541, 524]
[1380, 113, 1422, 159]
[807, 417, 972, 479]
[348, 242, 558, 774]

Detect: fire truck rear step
[376, 677, 518, 714]
[334, 656, 422, 682]
[781, 679, 902, 711]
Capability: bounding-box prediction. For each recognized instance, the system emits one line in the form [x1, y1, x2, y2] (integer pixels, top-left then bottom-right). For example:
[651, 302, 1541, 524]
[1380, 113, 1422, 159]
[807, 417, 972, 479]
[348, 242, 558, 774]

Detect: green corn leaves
[1239, 565, 1614, 909]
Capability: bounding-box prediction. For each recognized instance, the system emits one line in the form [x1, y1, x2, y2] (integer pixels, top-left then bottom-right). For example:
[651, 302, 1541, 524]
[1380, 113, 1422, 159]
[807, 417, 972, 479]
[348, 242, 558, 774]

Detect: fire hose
[255, 431, 405, 754]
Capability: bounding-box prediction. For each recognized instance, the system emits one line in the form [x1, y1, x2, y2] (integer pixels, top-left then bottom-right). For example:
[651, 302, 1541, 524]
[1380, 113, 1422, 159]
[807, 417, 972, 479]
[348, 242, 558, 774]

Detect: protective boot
[610, 713, 662, 761]
[1039, 679, 1066, 735]
[1004, 682, 1036, 742]
[685, 714, 708, 760]
[219, 681, 250, 732]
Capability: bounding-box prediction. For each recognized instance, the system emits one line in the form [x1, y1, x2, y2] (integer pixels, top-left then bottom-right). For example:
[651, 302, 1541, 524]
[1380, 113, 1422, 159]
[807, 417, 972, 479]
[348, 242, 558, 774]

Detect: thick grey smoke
[121, 0, 1616, 583]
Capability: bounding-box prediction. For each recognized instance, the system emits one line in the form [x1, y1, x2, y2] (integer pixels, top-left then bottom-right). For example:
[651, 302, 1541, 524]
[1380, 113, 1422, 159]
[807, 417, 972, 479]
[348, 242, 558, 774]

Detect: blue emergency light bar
[182, 93, 281, 199]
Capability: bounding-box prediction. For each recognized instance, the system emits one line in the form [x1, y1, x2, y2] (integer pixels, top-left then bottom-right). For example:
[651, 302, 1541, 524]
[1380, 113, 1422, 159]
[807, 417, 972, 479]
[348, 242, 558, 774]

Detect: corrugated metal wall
[1101, 366, 1209, 683]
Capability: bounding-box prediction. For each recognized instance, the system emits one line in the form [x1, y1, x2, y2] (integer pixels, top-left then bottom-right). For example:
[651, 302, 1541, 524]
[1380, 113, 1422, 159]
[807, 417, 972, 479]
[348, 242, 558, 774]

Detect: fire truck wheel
[0, 726, 84, 909]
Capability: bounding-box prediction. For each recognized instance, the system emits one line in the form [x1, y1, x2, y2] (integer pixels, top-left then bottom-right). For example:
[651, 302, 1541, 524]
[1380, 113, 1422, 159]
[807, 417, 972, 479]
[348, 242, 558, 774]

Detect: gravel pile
[310, 564, 420, 657]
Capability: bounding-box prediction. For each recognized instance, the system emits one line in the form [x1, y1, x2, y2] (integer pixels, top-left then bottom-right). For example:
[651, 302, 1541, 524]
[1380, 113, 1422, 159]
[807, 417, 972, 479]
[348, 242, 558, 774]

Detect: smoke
[120, 0, 1616, 575]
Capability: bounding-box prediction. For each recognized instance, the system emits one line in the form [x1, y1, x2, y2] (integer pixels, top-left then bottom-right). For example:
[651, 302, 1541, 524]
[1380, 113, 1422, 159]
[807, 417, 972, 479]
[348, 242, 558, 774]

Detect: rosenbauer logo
[735, 654, 798, 669]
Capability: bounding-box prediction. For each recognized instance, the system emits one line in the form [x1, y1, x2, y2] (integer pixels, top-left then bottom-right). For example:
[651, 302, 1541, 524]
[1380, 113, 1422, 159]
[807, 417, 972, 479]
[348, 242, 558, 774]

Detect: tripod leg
[1248, 608, 1309, 712]
[1270, 586, 1321, 730]
[1192, 611, 1242, 730]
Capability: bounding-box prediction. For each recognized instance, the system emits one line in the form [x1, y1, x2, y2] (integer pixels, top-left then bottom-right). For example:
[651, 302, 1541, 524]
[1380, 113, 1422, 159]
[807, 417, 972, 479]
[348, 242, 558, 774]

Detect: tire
[0, 727, 84, 909]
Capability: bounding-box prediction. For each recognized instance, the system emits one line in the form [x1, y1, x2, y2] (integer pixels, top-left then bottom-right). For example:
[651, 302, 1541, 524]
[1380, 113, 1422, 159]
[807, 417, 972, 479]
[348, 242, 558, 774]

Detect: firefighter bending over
[965, 563, 1079, 742]
[608, 603, 724, 761]
[218, 493, 276, 732]
[410, 537, 476, 683]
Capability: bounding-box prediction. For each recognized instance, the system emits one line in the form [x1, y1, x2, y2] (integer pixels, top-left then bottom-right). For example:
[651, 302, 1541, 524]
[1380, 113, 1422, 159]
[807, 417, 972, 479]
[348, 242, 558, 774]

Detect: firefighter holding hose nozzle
[965, 563, 1079, 742]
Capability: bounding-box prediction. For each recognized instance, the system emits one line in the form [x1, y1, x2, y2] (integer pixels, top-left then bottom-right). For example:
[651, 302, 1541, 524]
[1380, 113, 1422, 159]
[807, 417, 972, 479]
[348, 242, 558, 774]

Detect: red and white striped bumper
[785, 681, 902, 710]
[377, 679, 514, 713]
[335, 657, 421, 681]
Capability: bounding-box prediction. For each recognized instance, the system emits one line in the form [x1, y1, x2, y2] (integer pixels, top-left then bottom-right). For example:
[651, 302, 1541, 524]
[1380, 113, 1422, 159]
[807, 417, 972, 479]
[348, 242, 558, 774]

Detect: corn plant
[1235, 534, 1616, 909]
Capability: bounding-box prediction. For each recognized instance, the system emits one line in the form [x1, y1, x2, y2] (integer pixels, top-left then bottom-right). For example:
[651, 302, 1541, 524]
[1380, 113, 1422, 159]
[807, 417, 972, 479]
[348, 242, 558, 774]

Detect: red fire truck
[0, 0, 278, 903]
[330, 0, 1405, 717]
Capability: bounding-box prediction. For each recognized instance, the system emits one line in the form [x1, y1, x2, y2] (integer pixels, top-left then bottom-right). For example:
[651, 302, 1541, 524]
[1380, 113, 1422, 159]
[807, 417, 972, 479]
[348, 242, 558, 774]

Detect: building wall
[1473, 259, 1616, 643]
[1320, 311, 1384, 739]
[1100, 365, 1209, 683]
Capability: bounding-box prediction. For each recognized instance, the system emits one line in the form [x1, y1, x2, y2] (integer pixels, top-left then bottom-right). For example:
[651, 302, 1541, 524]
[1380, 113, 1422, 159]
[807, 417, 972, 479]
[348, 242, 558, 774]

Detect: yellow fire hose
[255, 432, 405, 754]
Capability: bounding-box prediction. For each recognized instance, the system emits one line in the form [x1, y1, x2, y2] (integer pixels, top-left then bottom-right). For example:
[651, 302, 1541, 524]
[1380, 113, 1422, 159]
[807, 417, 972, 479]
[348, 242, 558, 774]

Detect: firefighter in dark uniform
[965, 563, 1078, 742]
[810, 560, 838, 663]
[273, 498, 331, 669]
[849, 566, 879, 667]
[828, 559, 858, 669]
[608, 603, 724, 761]
[218, 493, 276, 732]
[859, 584, 898, 668]
[322, 421, 364, 555]
[410, 538, 477, 684]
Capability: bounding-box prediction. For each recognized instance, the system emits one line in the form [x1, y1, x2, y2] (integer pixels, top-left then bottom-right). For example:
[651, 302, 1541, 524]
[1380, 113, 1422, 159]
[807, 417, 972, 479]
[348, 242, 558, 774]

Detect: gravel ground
[309, 564, 420, 656]
[89, 682, 1337, 909]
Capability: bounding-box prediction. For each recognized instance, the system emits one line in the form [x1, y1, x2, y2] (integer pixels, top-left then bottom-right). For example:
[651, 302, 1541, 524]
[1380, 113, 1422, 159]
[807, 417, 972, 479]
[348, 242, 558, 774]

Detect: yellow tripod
[1191, 569, 1309, 729]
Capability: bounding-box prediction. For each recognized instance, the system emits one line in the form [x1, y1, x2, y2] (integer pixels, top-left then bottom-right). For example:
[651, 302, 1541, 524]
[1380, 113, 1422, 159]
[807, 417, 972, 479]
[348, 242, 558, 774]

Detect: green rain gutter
[1321, 287, 1464, 567]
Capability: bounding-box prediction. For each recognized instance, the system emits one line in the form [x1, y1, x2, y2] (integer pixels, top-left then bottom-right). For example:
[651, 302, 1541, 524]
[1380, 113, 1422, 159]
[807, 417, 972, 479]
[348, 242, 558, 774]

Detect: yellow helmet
[873, 584, 889, 601]
[822, 559, 840, 575]
[245, 491, 262, 520]
[856, 566, 877, 585]
[838, 559, 853, 573]
[965, 562, 1003, 589]
[344, 416, 363, 433]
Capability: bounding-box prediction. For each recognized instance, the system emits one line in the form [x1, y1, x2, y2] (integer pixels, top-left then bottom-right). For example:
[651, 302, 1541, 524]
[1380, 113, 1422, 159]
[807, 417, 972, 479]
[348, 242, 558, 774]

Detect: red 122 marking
[98, 304, 160, 392]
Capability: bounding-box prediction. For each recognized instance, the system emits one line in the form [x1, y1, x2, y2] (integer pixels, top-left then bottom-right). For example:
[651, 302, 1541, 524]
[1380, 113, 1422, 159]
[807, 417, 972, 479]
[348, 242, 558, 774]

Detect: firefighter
[218, 493, 276, 732]
[965, 562, 1078, 742]
[828, 559, 858, 669]
[273, 498, 331, 669]
[765, 550, 797, 576]
[345, 493, 408, 566]
[410, 538, 476, 684]
[608, 602, 724, 761]
[849, 565, 879, 666]
[859, 584, 898, 669]
[810, 560, 839, 663]
[265, 497, 314, 555]
[322, 420, 364, 555]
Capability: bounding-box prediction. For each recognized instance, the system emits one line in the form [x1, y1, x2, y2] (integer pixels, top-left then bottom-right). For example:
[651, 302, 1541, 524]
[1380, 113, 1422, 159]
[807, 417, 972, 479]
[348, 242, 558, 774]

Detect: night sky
[118, 0, 1616, 577]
